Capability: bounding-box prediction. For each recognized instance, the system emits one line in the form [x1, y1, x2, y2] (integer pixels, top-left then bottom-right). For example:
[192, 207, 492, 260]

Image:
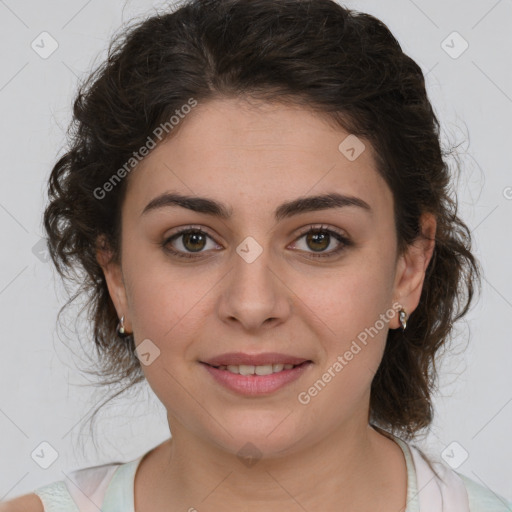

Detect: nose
[216, 243, 292, 333]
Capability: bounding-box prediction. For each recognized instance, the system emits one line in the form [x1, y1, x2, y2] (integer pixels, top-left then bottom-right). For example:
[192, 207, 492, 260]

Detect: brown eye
[305, 230, 330, 252]
[181, 231, 207, 252]
[162, 228, 219, 259]
[292, 225, 353, 259]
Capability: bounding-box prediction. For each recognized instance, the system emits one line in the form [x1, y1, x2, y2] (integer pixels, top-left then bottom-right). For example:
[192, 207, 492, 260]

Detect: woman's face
[100, 97, 434, 457]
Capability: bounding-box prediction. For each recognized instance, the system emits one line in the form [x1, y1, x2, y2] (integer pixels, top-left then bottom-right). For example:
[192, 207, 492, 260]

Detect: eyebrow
[141, 191, 372, 221]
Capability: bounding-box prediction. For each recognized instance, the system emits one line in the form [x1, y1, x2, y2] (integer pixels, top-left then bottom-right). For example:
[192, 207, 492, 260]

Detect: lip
[200, 360, 313, 396]
[202, 352, 310, 367]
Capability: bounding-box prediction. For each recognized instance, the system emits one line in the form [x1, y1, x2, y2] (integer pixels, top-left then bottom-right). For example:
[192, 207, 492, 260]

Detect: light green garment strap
[457, 473, 512, 511]
[393, 435, 421, 512]
[33, 481, 80, 512]
[102, 455, 144, 512]
[394, 435, 511, 511]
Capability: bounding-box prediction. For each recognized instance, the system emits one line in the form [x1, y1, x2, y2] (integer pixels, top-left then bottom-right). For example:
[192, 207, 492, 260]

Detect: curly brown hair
[43, 0, 480, 442]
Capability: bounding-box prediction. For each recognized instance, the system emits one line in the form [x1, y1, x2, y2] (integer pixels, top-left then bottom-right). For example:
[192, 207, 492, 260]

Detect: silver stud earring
[398, 308, 408, 331]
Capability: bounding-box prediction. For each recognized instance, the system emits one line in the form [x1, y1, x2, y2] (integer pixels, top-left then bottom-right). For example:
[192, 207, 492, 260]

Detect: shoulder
[456, 472, 512, 512]
[1, 461, 123, 512]
[0, 493, 44, 512]
[401, 439, 511, 511]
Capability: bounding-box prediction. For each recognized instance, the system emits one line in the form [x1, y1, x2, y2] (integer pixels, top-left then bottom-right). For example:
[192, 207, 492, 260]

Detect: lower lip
[200, 361, 312, 396]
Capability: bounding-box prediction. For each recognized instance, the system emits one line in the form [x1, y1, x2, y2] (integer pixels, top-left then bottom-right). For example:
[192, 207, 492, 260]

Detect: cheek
[127, 277, 179, 342]
[123, 254, 216, 356]
[122, 265, 202, 409]
[298, 276, 393, 421]
[313, 258, 394, 333]
[315, 255, 395, 375]
[122, 240, 175, 324]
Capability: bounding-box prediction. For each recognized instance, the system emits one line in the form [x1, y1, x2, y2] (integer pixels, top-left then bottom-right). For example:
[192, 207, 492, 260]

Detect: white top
[32, 436, 511, 511]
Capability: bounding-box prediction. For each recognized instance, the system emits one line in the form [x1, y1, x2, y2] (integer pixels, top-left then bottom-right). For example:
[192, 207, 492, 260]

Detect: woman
[3, 0, 510, 510]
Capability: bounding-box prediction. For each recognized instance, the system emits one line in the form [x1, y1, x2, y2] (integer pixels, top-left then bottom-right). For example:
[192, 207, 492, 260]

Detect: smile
[200, 360, 312, 395]
[207, 363, 298, 375]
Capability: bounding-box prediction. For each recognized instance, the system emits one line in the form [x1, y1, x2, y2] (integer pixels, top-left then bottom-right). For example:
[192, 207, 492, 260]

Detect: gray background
[0, 0, 511, 503]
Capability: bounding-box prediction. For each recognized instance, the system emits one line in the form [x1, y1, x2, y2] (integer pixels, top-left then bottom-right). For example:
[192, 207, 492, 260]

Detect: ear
[391, 212, 436, 329]
[96, 235, 132, 333]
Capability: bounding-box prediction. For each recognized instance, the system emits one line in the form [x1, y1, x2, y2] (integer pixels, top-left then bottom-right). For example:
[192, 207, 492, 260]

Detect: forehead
[124, 98, 393, 222]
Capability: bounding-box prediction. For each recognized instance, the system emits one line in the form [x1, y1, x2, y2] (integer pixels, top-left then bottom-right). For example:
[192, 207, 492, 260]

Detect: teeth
[216, 363, 298, 375]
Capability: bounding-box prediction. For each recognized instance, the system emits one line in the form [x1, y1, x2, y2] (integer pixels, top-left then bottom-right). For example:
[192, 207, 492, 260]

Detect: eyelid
[162, 223, 352, 259]
[288, 224, 352, 259]
[161, 225, 221, 260]
[165, 223, 348, 242]
[293, 223, 348, 239]
[163, 224, 219, 243]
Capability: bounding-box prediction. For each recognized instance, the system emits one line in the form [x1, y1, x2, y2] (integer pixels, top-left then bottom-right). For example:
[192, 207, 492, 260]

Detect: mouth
[201, 352, 311, 367]
[199, 354, 313, 396]
[202, 361, 310, 376]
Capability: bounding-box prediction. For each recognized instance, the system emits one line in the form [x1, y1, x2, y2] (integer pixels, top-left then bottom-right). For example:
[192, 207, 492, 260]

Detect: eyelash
[161, 224, 352, 260]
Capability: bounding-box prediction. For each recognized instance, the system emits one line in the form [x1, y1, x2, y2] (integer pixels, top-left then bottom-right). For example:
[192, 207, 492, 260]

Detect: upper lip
[202, 352, 311, 367]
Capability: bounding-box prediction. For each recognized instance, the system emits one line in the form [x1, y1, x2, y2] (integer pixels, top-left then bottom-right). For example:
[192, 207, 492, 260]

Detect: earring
[398, 308, 408, 331]
[116, 315, 130, 338]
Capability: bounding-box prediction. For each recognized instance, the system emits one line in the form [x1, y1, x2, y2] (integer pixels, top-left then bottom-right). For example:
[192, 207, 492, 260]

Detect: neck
[138, 420, 408, 511]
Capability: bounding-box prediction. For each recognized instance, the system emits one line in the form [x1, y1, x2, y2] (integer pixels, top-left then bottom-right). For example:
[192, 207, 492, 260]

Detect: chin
[202, 414, 310, 460]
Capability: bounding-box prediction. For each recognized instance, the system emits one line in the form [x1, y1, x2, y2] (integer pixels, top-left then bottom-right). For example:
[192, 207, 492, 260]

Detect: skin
[96, 97, 436, 512]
